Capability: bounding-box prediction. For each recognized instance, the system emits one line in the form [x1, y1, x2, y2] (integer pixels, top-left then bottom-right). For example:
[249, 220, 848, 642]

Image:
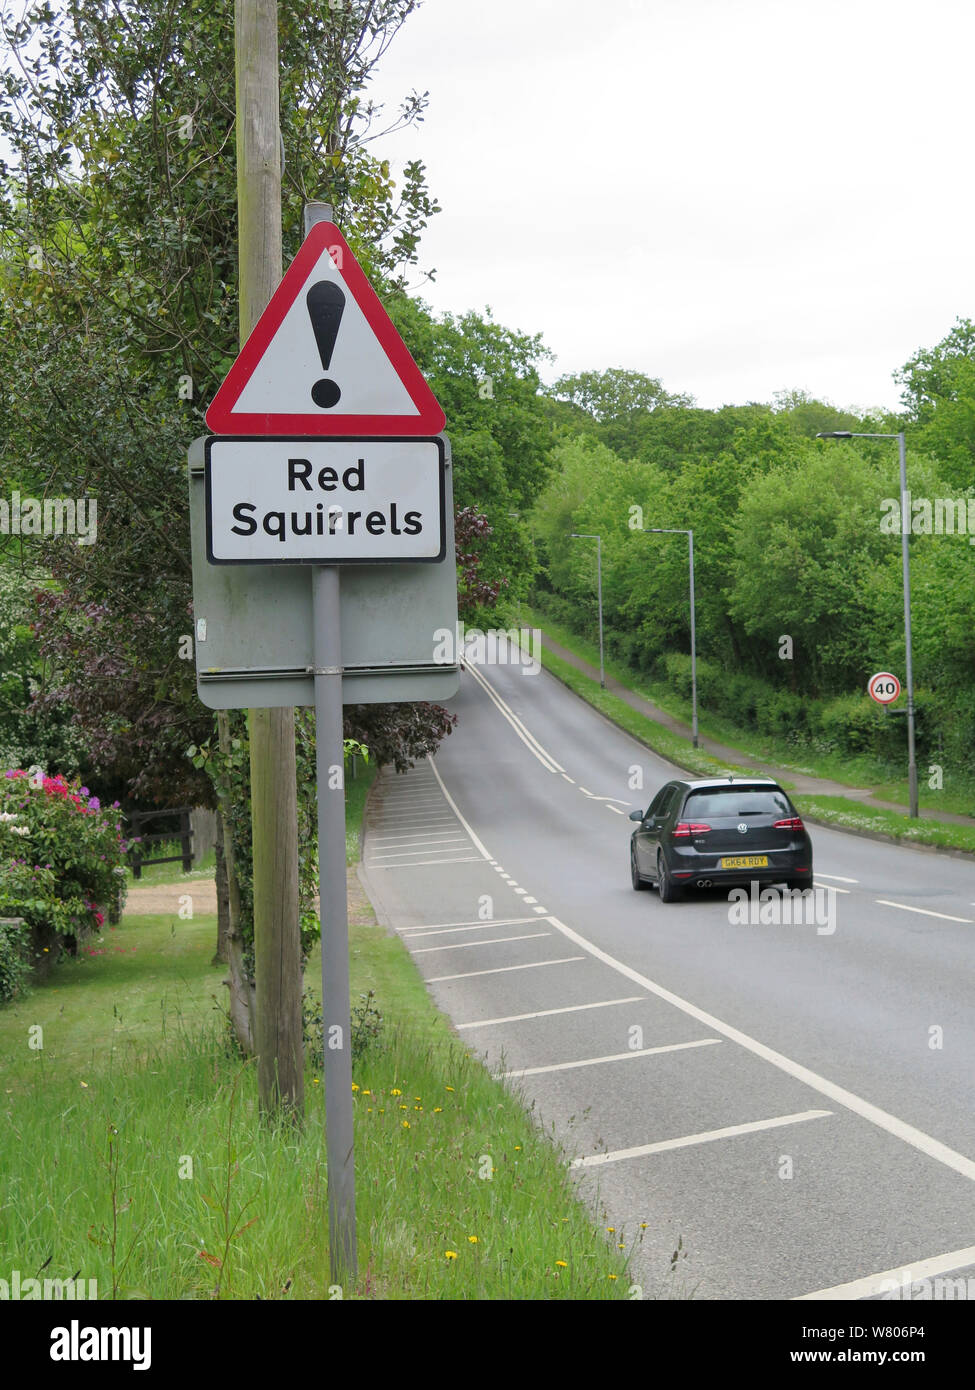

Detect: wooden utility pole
[235, 0, 303, 1118]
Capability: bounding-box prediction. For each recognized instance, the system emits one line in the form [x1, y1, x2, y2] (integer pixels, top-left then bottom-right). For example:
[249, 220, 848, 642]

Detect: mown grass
[791, 795, 975, 855]
[0, 760, 641, 1300]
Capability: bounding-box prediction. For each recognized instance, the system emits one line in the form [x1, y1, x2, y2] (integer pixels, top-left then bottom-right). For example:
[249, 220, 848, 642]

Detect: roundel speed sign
[868, 671, 901, 705]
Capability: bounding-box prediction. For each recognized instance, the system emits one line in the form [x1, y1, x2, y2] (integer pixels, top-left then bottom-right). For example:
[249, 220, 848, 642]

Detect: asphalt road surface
[361, 646, 975, 1300]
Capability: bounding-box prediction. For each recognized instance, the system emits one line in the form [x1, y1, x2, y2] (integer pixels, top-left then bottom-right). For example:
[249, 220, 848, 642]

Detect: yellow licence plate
[719, 855, 769, 869]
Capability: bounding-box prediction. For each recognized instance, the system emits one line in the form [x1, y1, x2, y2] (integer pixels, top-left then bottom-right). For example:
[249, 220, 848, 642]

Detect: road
[360, 647, 975, 1300]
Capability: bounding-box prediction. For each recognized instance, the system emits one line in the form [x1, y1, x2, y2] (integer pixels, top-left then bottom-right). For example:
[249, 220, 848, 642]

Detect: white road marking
[369, 831, 467, 844]
[814, 873, 859, 883]
[795, 1244, 975, 1300]
[571, 1110, 833, 1169]
[369, 856, 485, 870]
[369, 845, 472, 861]
[533, 906, 549, 913]
[502, 1037, 721, 1078]
[456, 996, 646, 1029]
[413, 932, 551, 954]
[876, 899, 973, 924]
[427, 956, 585, 983]
[545, 914, 975, 1184]
[463, 661, 565, 773]
[524, 896, 537, 904]
[429, 758, 492, 859]
[400, 917, 540, 936]
[513, 887, 527, 895]
[562, 774, 576, 783]
[605, 805, 624, 815]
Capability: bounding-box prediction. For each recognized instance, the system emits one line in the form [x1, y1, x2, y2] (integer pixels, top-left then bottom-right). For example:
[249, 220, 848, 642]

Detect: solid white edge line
[795, 1244, 975, 1300]
[816, 873, 860, 883]
[876, 899, 973, 924]
[456, 996, 645, 1029]
[463, 661, 566, 773]
[571, 1110, 833, 1168]
[502, 1037, 720, 1078]
[413, 932, 551, 954]
[429, 758, 492, 859]
[543, 914, 975, 1184]
[428, 956, 584, 983]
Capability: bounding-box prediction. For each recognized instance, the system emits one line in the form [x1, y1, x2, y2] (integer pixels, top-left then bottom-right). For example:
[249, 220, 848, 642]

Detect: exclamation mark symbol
[307, 280, 345, 408]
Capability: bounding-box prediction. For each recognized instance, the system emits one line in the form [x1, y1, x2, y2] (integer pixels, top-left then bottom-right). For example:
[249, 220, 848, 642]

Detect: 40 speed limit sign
[868, 671, 902, 704]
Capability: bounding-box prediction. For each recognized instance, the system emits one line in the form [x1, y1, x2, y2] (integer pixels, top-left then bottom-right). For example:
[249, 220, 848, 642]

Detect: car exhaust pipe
[696, 878, 712, 888]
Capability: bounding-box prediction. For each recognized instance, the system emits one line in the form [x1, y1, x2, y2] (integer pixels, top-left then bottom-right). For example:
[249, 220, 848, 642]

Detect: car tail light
[673, 822, 711, 837]
[773, 817, 804, 831]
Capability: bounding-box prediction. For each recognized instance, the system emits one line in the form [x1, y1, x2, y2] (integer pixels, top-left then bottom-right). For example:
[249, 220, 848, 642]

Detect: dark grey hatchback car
[629, 777, 813, 902]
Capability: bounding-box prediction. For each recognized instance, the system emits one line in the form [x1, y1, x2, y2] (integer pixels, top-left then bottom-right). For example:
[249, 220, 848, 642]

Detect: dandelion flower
[468, 1235, 479, 1244]
[401, 1120, 410, 1129]
[555, 1260, 567, 1269]
[390, 1088, 402, 1096]
[444, 1085, 454, 1092]
[444, 1250, 457, 1260]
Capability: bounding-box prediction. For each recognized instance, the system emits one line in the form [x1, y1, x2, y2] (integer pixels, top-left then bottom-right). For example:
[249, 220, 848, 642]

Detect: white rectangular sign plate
[205, 435, 446, 565]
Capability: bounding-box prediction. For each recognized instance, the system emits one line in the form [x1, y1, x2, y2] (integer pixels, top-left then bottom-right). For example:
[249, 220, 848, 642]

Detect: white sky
[367, 0, 975, 412]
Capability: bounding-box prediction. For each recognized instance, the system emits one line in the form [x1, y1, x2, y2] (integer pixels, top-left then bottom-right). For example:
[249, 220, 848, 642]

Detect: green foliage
[0, 770, 127, 954]
[531, 384, 975, 773]
[0, 915, 31, 1003]
[896, 317, 975, 487]
[388, 297, 554, 600]
[0, 566, 86, 775]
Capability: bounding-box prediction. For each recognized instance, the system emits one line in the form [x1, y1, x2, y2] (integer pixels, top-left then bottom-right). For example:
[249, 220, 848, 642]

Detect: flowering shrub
[0, 769, 128, 959]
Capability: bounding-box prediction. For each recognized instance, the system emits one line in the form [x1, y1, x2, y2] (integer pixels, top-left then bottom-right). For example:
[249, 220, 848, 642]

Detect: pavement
[540, 629, 975, 828]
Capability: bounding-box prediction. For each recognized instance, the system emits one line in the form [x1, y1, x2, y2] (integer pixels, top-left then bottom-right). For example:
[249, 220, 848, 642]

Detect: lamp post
[816, 430, 918, 818]
[644, 527, 698, 747]
[570, 533, 605, 688]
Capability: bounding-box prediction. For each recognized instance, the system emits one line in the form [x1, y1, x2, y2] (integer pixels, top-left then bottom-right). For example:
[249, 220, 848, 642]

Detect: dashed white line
[502, 1037, 721, 1079]
[571, 1110, 833, 1169]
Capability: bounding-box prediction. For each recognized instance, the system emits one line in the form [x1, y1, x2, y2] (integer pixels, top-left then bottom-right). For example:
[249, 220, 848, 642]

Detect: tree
[896, 317, 975, 488]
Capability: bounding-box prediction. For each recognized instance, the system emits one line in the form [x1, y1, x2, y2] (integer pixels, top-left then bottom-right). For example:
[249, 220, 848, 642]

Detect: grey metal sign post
[312, 560, 356, 1277]
[193, 201, 455, 1285]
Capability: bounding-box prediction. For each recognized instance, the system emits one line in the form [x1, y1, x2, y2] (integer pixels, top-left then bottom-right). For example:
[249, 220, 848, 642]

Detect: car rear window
[682, 787, 793, 818]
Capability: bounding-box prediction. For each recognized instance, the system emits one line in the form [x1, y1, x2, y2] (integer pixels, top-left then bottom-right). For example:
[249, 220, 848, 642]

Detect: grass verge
[521, 604, 975, 854]
[1, 761, 646, 1299]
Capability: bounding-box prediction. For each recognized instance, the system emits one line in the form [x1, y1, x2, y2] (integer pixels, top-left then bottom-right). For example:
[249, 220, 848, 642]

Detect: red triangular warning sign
[205, 221, 445, 436]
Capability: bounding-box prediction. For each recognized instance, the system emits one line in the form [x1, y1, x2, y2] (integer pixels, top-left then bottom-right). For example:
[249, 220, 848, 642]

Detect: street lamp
[816, 430, 918, 818]
[644, 527, 698, 747]
[570, 533, 605, 688]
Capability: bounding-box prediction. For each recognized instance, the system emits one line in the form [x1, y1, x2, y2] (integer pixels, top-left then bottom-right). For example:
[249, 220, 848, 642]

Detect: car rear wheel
[657, 850, 682, 903]
[631, 844, 651, 890]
